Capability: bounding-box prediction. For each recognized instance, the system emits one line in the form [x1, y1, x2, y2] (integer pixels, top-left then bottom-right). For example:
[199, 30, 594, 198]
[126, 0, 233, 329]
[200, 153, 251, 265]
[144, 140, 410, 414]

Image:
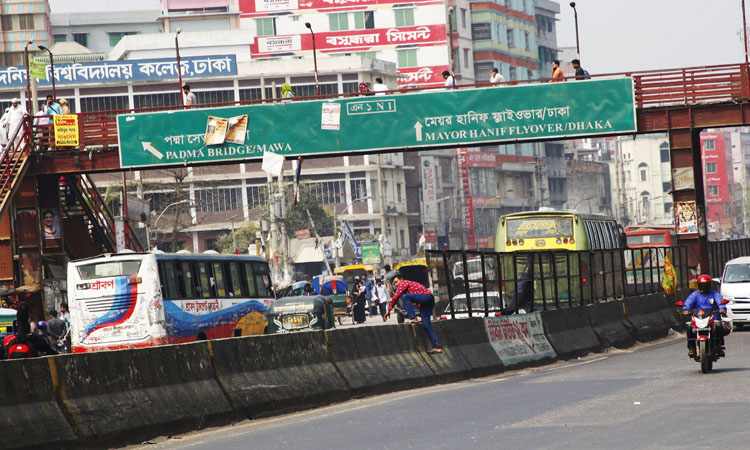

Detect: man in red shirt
[384, 274, 442, 353]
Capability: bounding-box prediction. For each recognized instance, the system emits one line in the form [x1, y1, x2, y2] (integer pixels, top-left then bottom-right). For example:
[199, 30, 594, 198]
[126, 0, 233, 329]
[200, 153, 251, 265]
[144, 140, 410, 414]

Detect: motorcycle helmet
[696, 274, 712, 294]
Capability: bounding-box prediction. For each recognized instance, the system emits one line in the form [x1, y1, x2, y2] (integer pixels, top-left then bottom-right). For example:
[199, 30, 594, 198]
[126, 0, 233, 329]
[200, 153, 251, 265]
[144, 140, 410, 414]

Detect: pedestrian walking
[351, 280, 367, 324]
[490, 67, 505, 85]
[59, 302, 71, 352]
[372, 77, 388, 95]
[182, 84, 197, 107]
[442, 70, 454, 88]
[384, 274, 442, 354]
[374, 278, 390, 317]
[2, 98, 26, 146]
[550, 60, 564, 82]
[47, 309, 66, 352]
[571, 59, 590, 80]
[58, 98, 70, 114]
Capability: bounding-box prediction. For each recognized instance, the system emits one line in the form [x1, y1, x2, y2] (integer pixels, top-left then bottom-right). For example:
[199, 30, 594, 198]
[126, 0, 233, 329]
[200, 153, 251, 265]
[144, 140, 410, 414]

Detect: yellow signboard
[54, 114, 79, 146]
[29, 58, 46, 79]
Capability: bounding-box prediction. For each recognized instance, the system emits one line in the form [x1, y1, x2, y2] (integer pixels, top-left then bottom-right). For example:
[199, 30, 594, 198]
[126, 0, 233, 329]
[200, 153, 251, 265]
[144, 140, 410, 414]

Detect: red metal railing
[30, 62, 750, 153]
[0, 117, 32, 217]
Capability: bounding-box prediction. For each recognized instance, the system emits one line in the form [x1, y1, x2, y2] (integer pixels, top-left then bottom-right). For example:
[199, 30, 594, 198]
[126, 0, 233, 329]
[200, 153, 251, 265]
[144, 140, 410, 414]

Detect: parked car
[266, 295, 335, 333]
[436, 291, 510, 320]
[717, 256, 750, 329]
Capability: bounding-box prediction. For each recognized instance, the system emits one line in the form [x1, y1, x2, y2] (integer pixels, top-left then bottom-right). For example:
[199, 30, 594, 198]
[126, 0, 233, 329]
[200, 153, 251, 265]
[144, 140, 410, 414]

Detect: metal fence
[425, 246, 690, 319]
[708, 238, 750, 279]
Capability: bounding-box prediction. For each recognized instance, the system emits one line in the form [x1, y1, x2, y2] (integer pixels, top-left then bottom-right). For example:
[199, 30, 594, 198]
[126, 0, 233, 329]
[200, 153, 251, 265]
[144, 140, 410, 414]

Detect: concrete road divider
[623, 295, 671, 342]
[52, 342, 234, 448]
[485, 313, 556, 369]
[541, 307, 603, 359]
[414, 318, 503, 383]
[210, 332, 350, 419]
[326, 325, 435, 397]
[587, 301, 636, 349]
[0, 357, 76, 449]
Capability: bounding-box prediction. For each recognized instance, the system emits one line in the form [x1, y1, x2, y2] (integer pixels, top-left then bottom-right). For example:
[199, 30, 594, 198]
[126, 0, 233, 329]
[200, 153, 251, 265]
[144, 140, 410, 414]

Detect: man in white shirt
[490, 67, 505, 85]
[183, 84, 197, 107]
[442, 70, 454, 89]
[374, 278, 390, 318]
[372, 78, 388, 96]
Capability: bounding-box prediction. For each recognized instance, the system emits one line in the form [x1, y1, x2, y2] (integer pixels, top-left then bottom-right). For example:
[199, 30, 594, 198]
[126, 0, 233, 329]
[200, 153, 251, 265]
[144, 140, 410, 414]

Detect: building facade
[0, 0, 51, 66]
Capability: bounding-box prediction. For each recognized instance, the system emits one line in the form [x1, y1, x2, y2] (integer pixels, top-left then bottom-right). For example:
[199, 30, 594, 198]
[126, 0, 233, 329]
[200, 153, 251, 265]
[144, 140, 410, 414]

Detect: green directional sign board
[117, 78, 636, 168]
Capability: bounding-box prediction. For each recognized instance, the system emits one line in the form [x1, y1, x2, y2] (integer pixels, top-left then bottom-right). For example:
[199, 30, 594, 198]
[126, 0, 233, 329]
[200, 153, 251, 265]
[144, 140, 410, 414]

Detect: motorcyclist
[682, 274, 727, 358]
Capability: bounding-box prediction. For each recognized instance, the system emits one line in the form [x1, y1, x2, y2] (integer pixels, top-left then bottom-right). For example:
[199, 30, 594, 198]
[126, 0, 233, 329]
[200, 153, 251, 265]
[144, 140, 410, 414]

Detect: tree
[215, 222, 260, 254]
[282, 183, 334, 238]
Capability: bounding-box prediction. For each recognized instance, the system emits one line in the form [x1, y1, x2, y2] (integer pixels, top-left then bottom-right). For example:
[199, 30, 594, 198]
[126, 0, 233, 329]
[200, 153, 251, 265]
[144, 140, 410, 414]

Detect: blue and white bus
[67, 251, 275, 352]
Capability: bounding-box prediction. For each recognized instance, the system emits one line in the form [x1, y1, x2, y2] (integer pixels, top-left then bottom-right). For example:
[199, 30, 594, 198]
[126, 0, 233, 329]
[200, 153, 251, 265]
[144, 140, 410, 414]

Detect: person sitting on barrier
[384, 274, 442, 354]
[682, 274, 728, 358]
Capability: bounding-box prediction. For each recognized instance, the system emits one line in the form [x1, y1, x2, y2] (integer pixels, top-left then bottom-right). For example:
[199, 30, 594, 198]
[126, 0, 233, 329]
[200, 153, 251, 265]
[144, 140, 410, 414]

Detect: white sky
[556, 0, 747, 73]
[49, 0, 748, 73]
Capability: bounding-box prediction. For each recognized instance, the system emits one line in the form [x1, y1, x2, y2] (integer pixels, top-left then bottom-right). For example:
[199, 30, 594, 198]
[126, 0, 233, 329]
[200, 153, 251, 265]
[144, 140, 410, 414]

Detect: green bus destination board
[117, 78, 636, 168]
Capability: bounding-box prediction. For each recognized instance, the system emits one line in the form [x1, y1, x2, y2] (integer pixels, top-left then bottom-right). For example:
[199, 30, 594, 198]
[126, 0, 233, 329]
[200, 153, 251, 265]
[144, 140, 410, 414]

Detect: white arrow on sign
[141, 142, 164, 160]
[414, 122, 423, 142]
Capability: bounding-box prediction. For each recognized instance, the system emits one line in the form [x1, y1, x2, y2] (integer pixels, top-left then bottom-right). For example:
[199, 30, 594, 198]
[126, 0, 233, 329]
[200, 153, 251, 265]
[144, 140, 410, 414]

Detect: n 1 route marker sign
[117, 78, 636, 168]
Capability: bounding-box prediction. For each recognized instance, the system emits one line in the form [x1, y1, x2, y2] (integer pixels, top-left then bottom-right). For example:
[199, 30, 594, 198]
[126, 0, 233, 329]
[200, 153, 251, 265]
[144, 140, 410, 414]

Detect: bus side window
[178, 262, 196, 298]
[212, 262, 227, 297]
[159, 261, 180, 299]
[228, 263, 243, 297]
[253, 262, 274, 297]
[595, 221, 607, 250]
[243, 263, 257, 297]
[606, 222, 618, 249]
[196, 262, 212, 298]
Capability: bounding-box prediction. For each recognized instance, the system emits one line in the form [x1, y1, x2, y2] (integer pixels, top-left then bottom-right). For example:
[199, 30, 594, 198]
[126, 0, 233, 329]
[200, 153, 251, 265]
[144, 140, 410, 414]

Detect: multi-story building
[701, 130, 737, 240]
[50, 10, 161, 53]
[0, 0, 51, 66]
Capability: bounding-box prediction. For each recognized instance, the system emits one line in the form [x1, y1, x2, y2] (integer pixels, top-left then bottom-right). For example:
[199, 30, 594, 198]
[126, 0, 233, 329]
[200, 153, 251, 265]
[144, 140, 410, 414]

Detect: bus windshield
[77, 260, 142, 280]
[506, 216, 573, 239]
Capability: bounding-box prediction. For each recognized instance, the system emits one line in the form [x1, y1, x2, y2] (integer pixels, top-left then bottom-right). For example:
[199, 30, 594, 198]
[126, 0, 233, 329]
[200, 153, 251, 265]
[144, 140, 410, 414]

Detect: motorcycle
[675, 299, 730, 373]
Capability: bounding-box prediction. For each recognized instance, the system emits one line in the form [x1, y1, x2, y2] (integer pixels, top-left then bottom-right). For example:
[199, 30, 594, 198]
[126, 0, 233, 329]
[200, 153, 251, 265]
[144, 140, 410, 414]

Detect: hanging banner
[54, 115, 79, 146]
[29, 58, 46, 80]
[675, 201, 697, 235]
[361, 242, 381, 264]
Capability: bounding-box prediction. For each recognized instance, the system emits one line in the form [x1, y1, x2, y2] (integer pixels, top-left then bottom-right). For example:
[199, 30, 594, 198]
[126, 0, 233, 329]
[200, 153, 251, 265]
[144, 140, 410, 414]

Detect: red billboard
[251, 24, 447, 57]
[398, 65, 449, 87]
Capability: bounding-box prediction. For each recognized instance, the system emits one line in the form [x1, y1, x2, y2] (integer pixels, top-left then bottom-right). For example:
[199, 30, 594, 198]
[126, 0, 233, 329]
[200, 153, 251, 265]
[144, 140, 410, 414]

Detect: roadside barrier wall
[541, 306, 604, 359]
[587, 301, 636, 349]
[210, 332, 350, 419]
[414, 317, 503, 383]
[325, 324, 435, 397]
[484, 312, 556, 369]
[52, 342, 234, 448]
[0, 357, 77, 450]
[1, 291, 681, 448]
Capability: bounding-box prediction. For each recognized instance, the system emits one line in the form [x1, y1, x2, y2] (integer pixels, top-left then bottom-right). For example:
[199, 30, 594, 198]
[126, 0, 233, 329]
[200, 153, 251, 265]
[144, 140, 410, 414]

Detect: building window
[394, 8, 414, 27]
[239, 88, 262, 102]
[353, 11, 374, 30]
[708, 185, 719, 196]
[246, 185, 267, 208]
[18, 14, 34, 30]
[109, 31, 137, 47]
[329, 13, 349, 31]
[358, 51, 376, 59]
[397, 183, 403, 203]
[703, 139, 715, 150]
[308, 180, 347, 204]
[350, 179, 367, 201]
[53, 34, 66, 43]
[73, 33, 88, 47]
[660, 143, 669, 162]
[134, 92, 180, 109]
[256, 18, 276, 36]
[705, 162, 717, 173]
[80, 95, 129, 113]
[453, 48, 460, 74]
[524, 31, 531, 51]
[460, 8, 467, 29]
[194, 186, 243, 213]
[506, 29, 514, 47]
[638, 162, 648, 181]
[196, 90, 234, 105]
[397, 49, 417, 68]
[662, 181, 671, 193]
[471, 23, 491, 40]
[664, 203, 673, 214]
[463, 48, 469, 68]
[400, 229, 405, 247]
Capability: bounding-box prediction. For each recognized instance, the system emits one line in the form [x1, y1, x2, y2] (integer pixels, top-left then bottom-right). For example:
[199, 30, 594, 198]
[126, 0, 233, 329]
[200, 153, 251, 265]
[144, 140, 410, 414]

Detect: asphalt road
[134, 328, 750, 450]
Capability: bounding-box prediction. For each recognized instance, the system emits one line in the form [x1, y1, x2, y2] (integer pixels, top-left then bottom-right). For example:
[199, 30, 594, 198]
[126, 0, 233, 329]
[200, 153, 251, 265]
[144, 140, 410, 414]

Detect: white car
[718, 256, 750, 328]
[437, 291, 510, 320]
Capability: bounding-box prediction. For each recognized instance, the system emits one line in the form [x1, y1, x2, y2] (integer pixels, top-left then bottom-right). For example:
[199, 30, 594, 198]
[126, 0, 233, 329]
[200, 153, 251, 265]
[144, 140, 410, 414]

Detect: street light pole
[447, 7, 456, 88]
[151, 199, 191, 250]
[743, 0, 749, 67]
[305, 22, 320, 96]
[175, 28, 184, 106]
[38, 45, 55, 101]
[569, 2, 580, 60]
[23, 40, 33, 113]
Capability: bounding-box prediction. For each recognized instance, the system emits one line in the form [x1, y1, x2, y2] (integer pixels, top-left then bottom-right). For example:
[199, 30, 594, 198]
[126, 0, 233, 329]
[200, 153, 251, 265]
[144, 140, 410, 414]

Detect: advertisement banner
[251, 24, 447, 57]
[675, 200, 697, 235]
[240, 0, 442, 16]
[421, 156, 438, 223]
[485, 313, 556, 366]
[361, 242, 380, 264]
[29, 58, 46, 80]
[53, 115, 79, 146]
[398, 65, 450, 87]
[118, 78, 637, 168]
[467, 152, 497, 168]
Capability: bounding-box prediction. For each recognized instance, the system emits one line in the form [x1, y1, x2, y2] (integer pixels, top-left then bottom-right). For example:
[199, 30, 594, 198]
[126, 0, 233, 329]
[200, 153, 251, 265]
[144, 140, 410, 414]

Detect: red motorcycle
[676, 299, 729, 373]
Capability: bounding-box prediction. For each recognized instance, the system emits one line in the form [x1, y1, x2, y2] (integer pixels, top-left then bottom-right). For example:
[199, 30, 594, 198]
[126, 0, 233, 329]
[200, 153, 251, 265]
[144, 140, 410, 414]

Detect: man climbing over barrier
[383, 273, 442, 354]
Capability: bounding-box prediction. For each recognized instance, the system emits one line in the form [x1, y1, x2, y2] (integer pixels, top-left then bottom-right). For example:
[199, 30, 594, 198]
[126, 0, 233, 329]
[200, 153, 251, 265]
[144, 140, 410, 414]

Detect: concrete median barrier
[623, 295, 671, 342]
[485, 312, 556, 369]
[0, 358, 76, 449]
[52, 342, 234, 448]
[326, 324, 435, 397]
[587, 301, 636, 349]
[414, 318, 503, 383]
[541, 306, 603, 359]
[210, 332, 349, 419]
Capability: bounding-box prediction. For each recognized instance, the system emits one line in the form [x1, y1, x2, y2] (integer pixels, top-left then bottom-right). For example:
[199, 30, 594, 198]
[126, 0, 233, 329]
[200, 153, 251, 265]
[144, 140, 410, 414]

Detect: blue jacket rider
[683, 274, 726, 358]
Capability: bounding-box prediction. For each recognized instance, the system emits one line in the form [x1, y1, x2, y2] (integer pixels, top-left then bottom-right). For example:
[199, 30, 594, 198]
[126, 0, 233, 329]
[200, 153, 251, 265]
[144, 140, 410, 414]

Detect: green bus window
[243, 262, 257, 297]
[212, 262, 227, 297]
[228, 263, 244, 297]
[179, 262, 196, 298]
[197, 262, 212, 298]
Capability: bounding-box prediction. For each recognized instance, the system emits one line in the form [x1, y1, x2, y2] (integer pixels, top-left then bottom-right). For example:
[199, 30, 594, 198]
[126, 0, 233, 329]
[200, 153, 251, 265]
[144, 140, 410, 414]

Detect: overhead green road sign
[117, 78, 636, 168]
